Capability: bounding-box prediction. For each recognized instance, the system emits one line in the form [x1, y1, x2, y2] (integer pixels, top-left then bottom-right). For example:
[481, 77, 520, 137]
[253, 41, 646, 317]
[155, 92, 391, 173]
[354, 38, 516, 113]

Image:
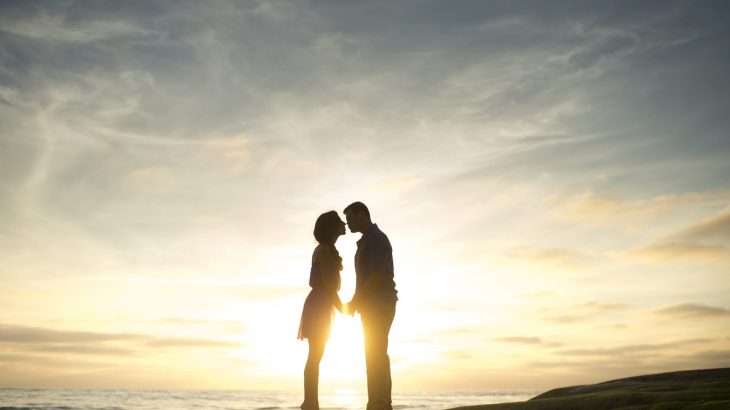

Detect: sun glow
[319, 313, 366, 387]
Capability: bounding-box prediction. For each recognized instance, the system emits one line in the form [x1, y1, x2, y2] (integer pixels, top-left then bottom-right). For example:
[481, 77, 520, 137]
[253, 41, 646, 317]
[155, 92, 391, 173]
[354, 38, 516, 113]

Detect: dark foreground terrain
[450, 368, 730, 410]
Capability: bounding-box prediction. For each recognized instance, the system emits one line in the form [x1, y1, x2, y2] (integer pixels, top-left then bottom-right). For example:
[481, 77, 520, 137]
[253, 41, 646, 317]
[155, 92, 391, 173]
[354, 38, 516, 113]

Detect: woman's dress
[298, 246, 341, 340]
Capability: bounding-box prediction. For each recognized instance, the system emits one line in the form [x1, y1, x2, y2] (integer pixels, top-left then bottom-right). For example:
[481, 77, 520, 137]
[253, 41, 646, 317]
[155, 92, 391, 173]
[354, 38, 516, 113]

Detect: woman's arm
[317, 246, 343, 312]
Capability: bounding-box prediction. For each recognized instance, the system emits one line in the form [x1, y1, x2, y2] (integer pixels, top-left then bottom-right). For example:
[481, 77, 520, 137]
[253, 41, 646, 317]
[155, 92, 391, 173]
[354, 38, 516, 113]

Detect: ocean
[0, 388, 540, 410]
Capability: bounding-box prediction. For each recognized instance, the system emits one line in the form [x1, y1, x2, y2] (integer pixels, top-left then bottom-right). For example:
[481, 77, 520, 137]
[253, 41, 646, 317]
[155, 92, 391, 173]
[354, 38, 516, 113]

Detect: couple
[298, 201, 398, 410]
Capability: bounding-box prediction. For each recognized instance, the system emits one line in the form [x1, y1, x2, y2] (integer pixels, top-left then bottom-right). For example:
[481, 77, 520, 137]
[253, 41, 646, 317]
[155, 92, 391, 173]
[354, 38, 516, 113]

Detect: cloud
[558, 344, 667, 357]
[202, 135, 252, 172]
[0, 324, 144, 344]
[597, 323, 629, 329]
[0, 10, 154, 43]
[623, 210, 730, 265]
[573, 301, 627, 312]
[653, 303, 730, 320]
[0, 352, 108, 368]
[493, 336, 562, 347]
[673, 210, 730, 243]
[541, 300, 628, 324]
[632, 349, 730, 374]
[692, 350, 730, 363]
[370, 174, 422, 195]
[126, 167, 175, 188]
[568, 33, 637, 69]
[0, 324, 241, 354]
[25, 344, 134, 355]
[543, 315, 586, 324]
[506, 247, 593, 271]
[494, 336, 542, 344]
[547, 190, 730, 226]
[627, 242, 730, 264]
[146, 338, 240, 349]
[555, 338, 711, 357]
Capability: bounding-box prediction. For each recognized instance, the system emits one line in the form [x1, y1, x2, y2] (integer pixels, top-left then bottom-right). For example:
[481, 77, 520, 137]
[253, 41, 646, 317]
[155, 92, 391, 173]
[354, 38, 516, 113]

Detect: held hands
[334, 295, 357, 316]
[343, 298, 358, 316]
[341, 302, 353, 316]
[335, 301, 355, 316]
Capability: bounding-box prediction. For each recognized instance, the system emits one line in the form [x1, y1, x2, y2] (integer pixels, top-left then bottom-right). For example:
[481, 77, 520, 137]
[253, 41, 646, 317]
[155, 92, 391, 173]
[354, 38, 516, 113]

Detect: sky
[1, 0, 729, 393]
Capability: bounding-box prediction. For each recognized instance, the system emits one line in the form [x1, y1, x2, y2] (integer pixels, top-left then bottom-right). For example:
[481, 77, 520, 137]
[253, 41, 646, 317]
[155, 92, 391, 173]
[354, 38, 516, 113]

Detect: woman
[298, 210, 346, 410]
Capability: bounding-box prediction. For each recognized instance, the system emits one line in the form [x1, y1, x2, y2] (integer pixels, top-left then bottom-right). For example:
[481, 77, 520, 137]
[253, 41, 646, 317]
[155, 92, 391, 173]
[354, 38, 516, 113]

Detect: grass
[449, 368, 730, 410]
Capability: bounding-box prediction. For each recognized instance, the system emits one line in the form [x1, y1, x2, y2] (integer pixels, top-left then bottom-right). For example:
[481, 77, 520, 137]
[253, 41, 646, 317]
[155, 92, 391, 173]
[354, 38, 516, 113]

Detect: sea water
[0, 388, 540, 410]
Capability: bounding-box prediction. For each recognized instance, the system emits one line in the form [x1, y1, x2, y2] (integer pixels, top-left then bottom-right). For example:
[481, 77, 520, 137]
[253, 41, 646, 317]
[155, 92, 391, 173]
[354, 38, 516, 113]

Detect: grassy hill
[450, 368, 730, 410]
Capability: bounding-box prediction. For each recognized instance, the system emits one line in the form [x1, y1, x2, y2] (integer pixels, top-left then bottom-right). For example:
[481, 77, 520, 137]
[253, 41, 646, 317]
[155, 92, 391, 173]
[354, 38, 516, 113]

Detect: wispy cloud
[0, 352, 109, 368]
[621, 209, 730, 265]
[673, 210, 730, 243]
[573, 301, 627, 313]
[0, 324, 144, 344]
[494, 336, 543, 344]
[146, 338, 240, 349]
[555, 339, 711, 357]
[0, 10, 154, 43]
[627, 242, 730, 264]
[653, 303, 730, 320]
[547, 191, 730, 226]
[692, 350, 730, 363]
[493, 336, 562, 348]
[541, 300, 628, 324]
[543, 315, 586, 324]
[506, 247, 594, 271]
[0, 324, 241, 355]
[24, 344, 134, 355]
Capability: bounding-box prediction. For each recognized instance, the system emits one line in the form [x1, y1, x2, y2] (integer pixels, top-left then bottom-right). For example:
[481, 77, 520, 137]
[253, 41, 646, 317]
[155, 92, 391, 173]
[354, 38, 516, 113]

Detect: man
[344, 201, 398, 410]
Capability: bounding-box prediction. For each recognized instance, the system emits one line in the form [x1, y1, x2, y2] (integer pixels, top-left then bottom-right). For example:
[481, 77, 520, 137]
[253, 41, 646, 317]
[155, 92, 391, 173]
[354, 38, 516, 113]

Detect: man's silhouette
[344, 202, 398, 410]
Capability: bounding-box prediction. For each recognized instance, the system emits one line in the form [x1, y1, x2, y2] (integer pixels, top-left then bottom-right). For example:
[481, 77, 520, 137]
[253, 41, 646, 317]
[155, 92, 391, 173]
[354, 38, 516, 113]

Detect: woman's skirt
[298, 287, 335, 340]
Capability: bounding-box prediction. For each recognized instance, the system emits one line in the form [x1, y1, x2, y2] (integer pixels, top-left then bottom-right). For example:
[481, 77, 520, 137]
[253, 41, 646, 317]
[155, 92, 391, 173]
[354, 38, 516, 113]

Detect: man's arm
[349, 272, 383, 314]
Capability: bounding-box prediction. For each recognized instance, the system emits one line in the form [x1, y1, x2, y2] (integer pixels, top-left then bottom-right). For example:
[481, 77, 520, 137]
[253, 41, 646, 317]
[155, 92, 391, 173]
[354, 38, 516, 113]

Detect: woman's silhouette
[298, 211, 346, 410]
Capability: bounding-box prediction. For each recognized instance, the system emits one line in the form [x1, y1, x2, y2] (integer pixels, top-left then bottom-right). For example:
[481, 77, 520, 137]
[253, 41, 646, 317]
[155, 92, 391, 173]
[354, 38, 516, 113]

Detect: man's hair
[344, 201, 370, 219]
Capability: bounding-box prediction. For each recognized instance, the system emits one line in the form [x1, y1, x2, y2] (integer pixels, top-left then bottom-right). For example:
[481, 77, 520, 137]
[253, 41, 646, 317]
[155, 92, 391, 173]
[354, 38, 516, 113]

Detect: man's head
[343, 201, 372, 234]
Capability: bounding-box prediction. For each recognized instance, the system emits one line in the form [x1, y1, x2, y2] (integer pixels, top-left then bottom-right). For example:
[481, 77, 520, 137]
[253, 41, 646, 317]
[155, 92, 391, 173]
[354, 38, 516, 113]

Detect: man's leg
[361, 306, 379, 409]
[381, 302, 395, 407]
[362, 302, 396, 410]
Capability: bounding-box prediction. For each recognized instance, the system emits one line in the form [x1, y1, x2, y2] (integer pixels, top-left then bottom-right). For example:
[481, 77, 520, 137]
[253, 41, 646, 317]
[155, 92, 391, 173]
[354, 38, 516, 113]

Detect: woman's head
[314, 211, 346, 245]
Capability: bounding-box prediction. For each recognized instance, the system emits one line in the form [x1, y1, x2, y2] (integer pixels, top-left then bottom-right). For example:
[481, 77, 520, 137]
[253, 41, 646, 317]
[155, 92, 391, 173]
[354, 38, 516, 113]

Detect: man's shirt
[355, 223, 398, 303]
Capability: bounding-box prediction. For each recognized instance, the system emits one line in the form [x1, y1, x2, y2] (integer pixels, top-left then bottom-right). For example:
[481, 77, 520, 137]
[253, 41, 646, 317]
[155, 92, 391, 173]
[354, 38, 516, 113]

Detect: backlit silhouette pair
[298, 202, 398, 410]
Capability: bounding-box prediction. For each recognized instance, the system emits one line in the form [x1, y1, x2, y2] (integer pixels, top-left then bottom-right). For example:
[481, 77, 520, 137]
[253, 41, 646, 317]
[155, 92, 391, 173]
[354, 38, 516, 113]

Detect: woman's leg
[303, 336, 326, 410]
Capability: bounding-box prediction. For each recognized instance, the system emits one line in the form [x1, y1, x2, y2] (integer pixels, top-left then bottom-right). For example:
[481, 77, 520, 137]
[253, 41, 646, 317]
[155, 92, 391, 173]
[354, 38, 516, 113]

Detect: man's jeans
[360, 300, 396, 410]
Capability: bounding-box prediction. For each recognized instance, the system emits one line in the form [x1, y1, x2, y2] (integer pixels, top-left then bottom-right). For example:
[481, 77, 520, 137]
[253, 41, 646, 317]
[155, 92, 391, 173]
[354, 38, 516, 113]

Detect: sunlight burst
[319, 313, 366, 386]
